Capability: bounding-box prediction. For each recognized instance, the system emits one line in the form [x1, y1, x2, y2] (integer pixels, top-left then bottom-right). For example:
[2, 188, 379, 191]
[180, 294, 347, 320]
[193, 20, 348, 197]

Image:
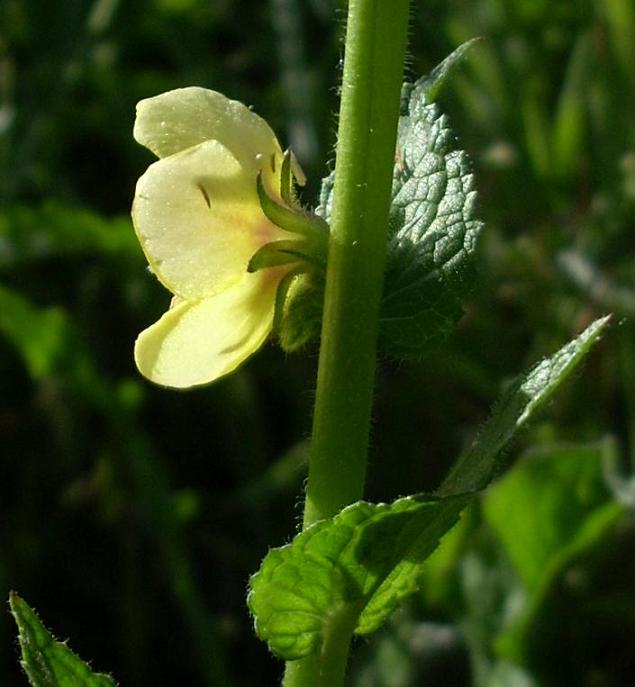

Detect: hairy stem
[304, 0, 410, 528]
[282, 0, 410, 684]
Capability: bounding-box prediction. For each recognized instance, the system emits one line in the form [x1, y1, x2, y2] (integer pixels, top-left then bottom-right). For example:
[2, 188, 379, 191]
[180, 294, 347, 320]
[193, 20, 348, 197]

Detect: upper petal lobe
[134, 87, 282, 174]
[133, 139, 282, 299]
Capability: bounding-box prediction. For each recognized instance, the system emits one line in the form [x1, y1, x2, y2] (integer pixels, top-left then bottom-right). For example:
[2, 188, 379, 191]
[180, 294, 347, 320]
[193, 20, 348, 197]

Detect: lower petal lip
[135, 270, 282, 388]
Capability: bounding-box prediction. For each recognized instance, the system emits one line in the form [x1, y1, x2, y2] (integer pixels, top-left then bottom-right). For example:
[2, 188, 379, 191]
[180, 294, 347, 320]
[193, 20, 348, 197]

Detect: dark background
[1, 0, 634, 685]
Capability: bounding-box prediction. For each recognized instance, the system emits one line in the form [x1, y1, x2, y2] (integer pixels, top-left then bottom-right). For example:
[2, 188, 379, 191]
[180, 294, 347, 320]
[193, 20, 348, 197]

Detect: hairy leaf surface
[285, 42, 481, 355]
[440, 316, 611, 495]
[248, 494, 470, 659]
[250, 317, 609, 661]
[380, 56, 482, 356]
[10, 594, 116, 687]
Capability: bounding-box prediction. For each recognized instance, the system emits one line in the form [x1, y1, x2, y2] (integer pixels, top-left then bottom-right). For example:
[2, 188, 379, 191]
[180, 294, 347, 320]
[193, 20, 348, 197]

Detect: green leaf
[9, 593, 117, 687]
[286, 42, 482, 356]
[440, 316, 611, 496]
[379, 52, 483, 356]
[248, 493, 470, 660]
[483, 442, 624, 661]
[406, 37, 481, 104]
[251, 317, 610, 661]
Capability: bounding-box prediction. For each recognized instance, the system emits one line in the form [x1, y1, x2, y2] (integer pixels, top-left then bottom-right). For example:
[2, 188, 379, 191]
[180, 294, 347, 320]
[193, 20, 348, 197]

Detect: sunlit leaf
[287, 42, 482, 356]
[250, 317, 610, 660]
[248, 493, 470, 659]
[379, 41, 482, 356]
[440, 316, 611, 495]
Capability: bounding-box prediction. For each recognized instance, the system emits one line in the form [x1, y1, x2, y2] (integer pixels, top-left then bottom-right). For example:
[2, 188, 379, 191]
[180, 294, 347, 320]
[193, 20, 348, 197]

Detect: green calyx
[247, 238, 325, 273]
[249, 163, 329, 274]
[247, 152, 329, 349]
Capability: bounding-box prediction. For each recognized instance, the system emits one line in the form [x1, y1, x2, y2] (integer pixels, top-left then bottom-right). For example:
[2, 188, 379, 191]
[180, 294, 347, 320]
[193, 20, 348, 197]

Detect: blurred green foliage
[1, 0, 633, 685]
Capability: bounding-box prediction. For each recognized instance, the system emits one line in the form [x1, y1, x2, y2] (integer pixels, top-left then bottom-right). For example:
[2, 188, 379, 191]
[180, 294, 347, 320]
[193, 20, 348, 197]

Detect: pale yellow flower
[132, 87, 318, 388]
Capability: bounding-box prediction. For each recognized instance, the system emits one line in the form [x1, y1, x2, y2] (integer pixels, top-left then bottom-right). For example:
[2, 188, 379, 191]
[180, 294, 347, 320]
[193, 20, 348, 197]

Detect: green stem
[303, 0, 410, 528]
[282, 605, 360, 687]
[283, 0, 410, 684]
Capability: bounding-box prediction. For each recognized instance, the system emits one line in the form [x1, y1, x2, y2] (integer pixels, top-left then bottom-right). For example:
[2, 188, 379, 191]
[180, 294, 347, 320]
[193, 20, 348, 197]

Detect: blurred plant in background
[1, 0, 633, 685]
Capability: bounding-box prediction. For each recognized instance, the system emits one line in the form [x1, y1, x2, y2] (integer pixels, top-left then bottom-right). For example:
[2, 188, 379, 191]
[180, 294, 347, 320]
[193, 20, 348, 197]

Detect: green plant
[7, 2, 622, 686]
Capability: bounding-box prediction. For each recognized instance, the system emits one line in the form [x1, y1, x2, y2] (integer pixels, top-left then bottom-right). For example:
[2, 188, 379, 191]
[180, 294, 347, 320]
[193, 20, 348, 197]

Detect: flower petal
[135, 271, 280, 388]
[134, 87, 281, 172]
[133, 139, 283, 299]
